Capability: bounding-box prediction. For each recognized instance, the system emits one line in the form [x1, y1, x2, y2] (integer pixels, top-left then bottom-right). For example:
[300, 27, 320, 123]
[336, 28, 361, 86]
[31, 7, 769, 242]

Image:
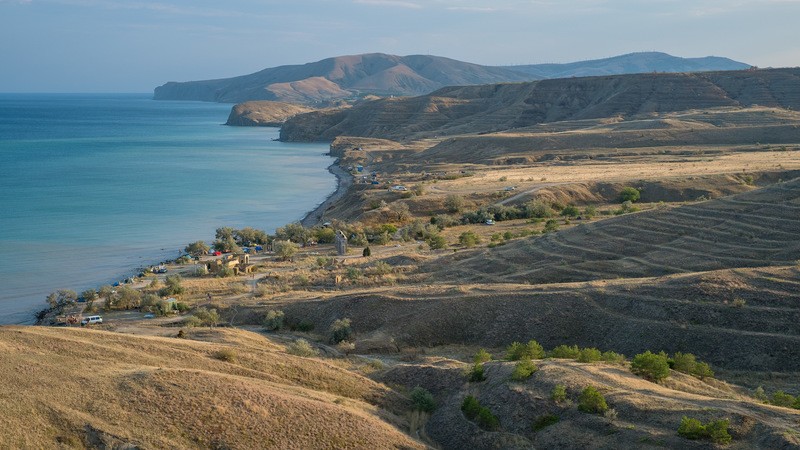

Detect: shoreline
[300, 158, 352, 227]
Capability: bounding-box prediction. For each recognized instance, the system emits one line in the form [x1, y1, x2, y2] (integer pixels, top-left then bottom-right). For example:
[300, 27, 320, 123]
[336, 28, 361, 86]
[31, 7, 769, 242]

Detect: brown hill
[225, 101, 316, 126]
[154, 53, 533, 104]
[270, 181, 800, 373]
[279, 68, 800, 142]
[0, 326, 423, 449]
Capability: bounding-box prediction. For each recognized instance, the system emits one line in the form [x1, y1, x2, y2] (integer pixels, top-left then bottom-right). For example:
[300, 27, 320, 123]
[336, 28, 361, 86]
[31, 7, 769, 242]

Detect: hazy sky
[1, 0, 798, 92]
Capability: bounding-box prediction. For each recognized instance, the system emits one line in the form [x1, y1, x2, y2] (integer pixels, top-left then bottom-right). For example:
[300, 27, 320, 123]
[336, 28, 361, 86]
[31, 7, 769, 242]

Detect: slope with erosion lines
[0, 326, 423, 449]
[433, 178, 800, 284]
[280, 68, 800, 142]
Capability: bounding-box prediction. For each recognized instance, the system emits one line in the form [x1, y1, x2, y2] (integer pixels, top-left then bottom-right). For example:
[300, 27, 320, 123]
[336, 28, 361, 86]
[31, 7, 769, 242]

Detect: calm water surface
[0, 94, 333, 324]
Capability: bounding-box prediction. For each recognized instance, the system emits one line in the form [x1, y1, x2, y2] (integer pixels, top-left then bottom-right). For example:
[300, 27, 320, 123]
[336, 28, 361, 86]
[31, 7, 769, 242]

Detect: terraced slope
[280, 68, 800, 141]
[0, 327, 422, 449]
[436, 178, 800, 284]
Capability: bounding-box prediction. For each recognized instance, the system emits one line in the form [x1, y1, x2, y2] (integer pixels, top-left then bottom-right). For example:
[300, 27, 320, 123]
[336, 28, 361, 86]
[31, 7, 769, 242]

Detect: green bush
[543, 219, 559, 233]
[468, 363, 486, 382]
[426, 232, 447, 250]
[510, 358, 538, 381]
[461, 395, 481, 419]
[671, 352, 714, 379]
[561, 205, 580, 217]
[677, 417, 731, 445]
[474, 348, 492, 364]
[262, 309, 285, 331]
[551, 384, 567, 403]
[286, 338, 319, 357]
[577, 347, 602, 363]
[677, 416, 707, 440]
[619, 187, 641, 203]
[770, 391, 796, 408]
[631, 351, 670, 382]
[459, 231, 481, 248]
[601, 351, 626, 364]
[213, 348, 237, 362]
[506, 340, 545, 360]
[329, 318, 352, 344]
[410, 386, 436, 413]
[477, 408, 501, 431]
[550, 344, 580, 359]
[532, 414, 559, 431]
[578, 386, 608, 414]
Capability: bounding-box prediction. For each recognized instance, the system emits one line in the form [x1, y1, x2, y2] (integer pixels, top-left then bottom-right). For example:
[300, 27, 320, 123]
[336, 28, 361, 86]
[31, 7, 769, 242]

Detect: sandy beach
[300, 159, 352, 227]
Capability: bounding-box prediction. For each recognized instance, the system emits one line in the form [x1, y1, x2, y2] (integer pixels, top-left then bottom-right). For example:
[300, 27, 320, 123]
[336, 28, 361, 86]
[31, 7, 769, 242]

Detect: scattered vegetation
[329, 318, 353, 344]
[578, 386, 608, 414]
[631, 351, 670, 382]
[262, 309, 285, 331]
[286, 339, 319, 357]
[551, 384, 568, 403]
[474, 348, 492, 364]
[550, 344, 581, 359]
[677, 416, 732, 445]
[410, 387, 436, 413]
[532, 414, 560, 431]
[506, 340, 545, 360]
[510, 358, 538, 381]
[576, 347, 602, 363]
[467, 363, 487, 382]
[461, 396, 500, 431]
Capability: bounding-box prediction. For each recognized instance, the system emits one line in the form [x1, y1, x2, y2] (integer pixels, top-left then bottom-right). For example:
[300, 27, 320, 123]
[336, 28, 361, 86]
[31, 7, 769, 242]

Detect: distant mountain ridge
[154, 53, 532, 104]
[504, 51, 750, 79]
[154, 52, 750, 104]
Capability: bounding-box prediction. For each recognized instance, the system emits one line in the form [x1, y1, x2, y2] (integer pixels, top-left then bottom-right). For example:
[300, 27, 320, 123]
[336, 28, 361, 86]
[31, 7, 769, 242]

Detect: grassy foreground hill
[0, 326, 423, 449]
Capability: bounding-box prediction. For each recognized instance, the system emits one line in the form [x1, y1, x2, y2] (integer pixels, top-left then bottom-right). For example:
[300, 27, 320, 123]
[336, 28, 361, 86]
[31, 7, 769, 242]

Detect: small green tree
[561, 205, 580, 217]
[477, 408, 500, 431]
[577, 347, 602, 363]
[329, 318, 352, 344]
[461, 396, 481, 419]
[274, 240, 299, 261]
[444, 194, 465, 213]
[426, 232, 447, 250]
[677, 416, 707, 440]
[286, 338, 319, 357]
[46, 289, 78, 309]
[578, 386, 608, 414]
[193, 307, 220, 328]
[511, 358, 538, 381]
[532, 414, 559, 431]
[507, 340, 545, 360]
[631, 351, 670, 382]
[619, 187, 641, 203]
[80, 289, 98, 303]
[410, 387, 436, 413]
[459, 231, 481, 248]
[550, 344, 580, 359]
[601, 351, 626, 364]
[263, 309, 285, 331]
[543, 219, 559, 233]
[770, 391, 796, 408]
[467, 363, 486, 382]
[706, 419, 732, 445]
[159, 274, 184, 296]
[185, 240, 210, 256]
[474, 348, 492, 364]
[551, 384, 567, 403]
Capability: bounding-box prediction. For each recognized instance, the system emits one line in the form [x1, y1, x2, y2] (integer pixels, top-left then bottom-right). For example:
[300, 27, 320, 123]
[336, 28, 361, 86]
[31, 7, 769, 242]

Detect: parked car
[81, 315, 103, 326]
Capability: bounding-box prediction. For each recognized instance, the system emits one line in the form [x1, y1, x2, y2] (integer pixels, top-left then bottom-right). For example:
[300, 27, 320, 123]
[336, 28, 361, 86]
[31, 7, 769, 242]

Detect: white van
[81, 315, 103, 326]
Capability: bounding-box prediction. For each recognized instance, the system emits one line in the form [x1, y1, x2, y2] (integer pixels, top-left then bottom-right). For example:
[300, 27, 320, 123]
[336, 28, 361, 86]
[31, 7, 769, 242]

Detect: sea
[0, 93, 334, 324]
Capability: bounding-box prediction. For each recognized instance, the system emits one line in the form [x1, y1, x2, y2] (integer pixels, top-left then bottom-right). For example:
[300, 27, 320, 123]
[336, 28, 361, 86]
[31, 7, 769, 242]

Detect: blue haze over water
[0, 94, 333, 324]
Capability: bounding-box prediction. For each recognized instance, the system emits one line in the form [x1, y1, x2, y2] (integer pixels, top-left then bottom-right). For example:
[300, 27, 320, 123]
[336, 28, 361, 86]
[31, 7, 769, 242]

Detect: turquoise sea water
[0, 94, 333, 324]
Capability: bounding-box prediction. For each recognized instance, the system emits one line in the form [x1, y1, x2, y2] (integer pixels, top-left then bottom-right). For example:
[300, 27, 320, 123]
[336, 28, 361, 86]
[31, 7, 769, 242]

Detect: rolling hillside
[505, 51, 749, 79]
[153, 53, 533, 104]
[280, 68, 800, 141]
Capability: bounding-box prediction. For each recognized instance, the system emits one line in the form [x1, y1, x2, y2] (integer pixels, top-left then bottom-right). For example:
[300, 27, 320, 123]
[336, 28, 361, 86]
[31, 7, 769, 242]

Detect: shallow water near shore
[0, 93, 334, 324]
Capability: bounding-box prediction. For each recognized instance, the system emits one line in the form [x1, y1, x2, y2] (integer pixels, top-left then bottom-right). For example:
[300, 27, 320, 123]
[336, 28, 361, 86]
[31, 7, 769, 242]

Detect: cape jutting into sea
[0, 93, 334, 324]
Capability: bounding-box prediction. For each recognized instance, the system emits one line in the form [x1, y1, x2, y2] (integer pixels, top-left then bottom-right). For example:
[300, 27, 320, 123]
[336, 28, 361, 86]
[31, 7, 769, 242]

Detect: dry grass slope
[0, 326, 423, 449]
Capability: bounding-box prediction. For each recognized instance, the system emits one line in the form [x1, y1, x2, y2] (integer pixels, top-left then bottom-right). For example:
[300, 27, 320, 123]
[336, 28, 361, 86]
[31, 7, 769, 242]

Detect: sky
[1, 0, 799, 92]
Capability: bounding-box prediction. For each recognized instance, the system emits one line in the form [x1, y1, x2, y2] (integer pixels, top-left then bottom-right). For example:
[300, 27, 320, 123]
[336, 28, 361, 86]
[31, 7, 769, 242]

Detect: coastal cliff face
[225, 101, 315, 127]
[279, 68, 800, 142]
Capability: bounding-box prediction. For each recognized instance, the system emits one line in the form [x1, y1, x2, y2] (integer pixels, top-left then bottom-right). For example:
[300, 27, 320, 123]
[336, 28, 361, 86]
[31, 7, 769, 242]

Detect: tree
[80, 289, 98, 303]
[184, 240, 210, 256]
[474, 348, 492, 364]
[459, 231, 480, 248]
[619, 187, 641, 203]
[578, 386, 608, 414]
[362, 247, 371, 257]
[275, 223, 309, 244]
[273, 240, 299, 261]
[263, 309, 285, 331]
[426, 232, 447, 250]
[561, 205, 580, 217]
[46, 289, 77, 309]
[159, 274, 184, 296]
[631, 351, 670, 382]
[444, 194, 465, 213]
[115, 286, 141, 310]
[410, 387, 436, 413]
[511, 358, 538, 381]
[551, 384, 567, 403]
[577, 347, 602, 363]
[234, 227, 269, 245]
[193, 307, 220, 328]
[329, 318, 352, 344]
[543, 219, 559, 233]
[506, 340, 545, 360]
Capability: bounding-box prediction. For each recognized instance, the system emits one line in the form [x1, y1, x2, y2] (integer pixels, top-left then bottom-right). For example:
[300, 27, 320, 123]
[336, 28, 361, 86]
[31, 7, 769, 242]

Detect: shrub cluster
[474, 348, 492, 364]
[677, 417, 731, 445]
[551, 384, 567, 403]
[329, 318, 352, 344]
[577, 386, 608, 414]
[461, 396, 500, 431]
[506, 340, 545, 360]
[410, 387, 436, 413]
[262, 309, 285, 331]
[630, 351, 671, 382]
[767, 390, 800, 409]
[510, 358, 538, 381]
[671, 352, 714, 379]
[467, 363, 487, 382]
[286, 339, 319, 357]
[532, 414, 560, 431]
